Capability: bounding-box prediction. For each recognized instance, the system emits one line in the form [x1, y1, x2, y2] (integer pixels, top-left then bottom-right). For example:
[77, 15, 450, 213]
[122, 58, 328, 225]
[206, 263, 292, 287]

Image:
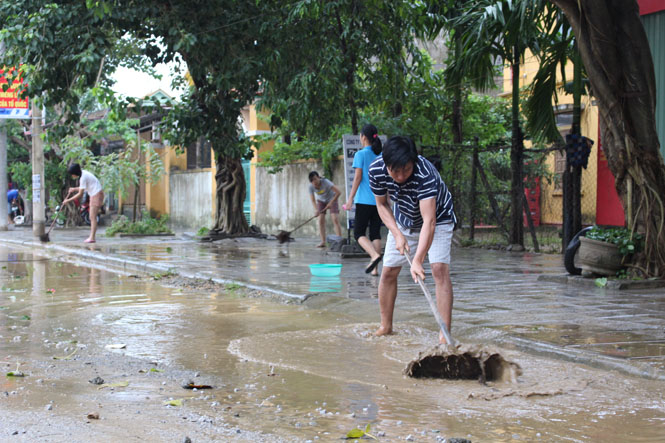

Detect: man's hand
[395, 232, 409, 256]
[409, 258, 426, 283]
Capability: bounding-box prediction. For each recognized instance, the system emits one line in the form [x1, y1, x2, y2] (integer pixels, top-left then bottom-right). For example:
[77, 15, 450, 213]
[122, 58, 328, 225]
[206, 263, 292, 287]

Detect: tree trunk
[212, 155, 249, 235]
[553, 0, 665, 277]
[510, 51, 524, 246]
[335, 8, 358, 135]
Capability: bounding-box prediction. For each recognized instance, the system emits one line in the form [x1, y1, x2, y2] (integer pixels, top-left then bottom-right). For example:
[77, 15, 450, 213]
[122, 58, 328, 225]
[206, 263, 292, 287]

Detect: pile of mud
[404, 344, 522, 382]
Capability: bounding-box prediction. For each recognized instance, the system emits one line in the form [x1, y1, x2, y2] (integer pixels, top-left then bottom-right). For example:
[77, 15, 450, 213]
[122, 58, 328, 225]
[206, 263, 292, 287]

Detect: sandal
[365, 254, 383, 274]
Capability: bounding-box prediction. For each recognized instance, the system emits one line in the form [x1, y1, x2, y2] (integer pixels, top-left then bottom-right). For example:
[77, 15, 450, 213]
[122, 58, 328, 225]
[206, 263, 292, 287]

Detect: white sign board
[342, 134, 387, 230]
[32, 174, 41, 190]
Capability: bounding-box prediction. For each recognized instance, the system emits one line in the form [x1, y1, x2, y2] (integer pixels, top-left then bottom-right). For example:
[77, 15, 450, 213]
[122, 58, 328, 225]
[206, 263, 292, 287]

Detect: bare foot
[316, 243, 326, 248]
[373, 326, 393, 337]
[84, 238, 96, 243]
[439, 331, 448, 345]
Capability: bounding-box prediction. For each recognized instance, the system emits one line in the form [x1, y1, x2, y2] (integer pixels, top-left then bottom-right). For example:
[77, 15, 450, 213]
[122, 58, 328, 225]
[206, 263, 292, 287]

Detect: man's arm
[310, 193, 319, 215]
[375, 193, 408, 255]
[330, 185, 341, 202]
[63, 188, 84, 205]
[410, 198, 437, 282]
[323, 185, 341, 211]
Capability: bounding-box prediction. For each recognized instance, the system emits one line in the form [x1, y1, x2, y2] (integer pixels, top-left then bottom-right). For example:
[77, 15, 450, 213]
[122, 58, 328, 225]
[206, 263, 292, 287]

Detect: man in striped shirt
[369, 136, 456, 344]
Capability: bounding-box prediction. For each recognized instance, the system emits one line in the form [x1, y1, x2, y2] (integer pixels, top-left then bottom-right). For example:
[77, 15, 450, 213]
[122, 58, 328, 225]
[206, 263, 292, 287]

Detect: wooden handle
[405, 252, 455, 346]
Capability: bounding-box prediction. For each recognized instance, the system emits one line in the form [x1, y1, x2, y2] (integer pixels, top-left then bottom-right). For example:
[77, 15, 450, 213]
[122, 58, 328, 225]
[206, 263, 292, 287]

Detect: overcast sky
[111, 62, 184, 100]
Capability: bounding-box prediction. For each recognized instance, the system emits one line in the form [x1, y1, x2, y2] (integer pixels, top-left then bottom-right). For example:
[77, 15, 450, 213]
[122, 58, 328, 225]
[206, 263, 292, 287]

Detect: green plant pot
[578, 236, 623, 276]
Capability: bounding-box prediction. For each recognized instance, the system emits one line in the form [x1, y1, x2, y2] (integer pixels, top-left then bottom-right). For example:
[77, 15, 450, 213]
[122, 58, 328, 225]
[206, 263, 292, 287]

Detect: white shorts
[383, 223, 453, 267]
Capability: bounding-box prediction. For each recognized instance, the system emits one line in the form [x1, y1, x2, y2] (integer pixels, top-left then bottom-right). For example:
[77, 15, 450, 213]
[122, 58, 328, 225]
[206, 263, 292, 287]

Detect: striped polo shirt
[368, 155, 456, 229]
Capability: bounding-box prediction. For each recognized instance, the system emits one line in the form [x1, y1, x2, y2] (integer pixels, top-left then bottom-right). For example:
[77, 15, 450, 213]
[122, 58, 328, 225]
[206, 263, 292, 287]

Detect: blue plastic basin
[309, 264, 342, 277]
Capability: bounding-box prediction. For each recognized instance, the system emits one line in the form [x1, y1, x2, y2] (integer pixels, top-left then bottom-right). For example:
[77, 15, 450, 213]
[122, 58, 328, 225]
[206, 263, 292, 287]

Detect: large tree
[551, 0, 665, 277]
[0, 0, 279, 236]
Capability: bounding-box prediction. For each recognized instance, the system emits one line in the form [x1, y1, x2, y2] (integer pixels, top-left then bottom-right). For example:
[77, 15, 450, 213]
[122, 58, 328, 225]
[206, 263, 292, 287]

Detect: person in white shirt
[62, 163, 104, 243]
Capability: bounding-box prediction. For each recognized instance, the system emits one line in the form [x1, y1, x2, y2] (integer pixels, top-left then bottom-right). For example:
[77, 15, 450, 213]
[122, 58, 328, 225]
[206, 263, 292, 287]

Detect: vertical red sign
[0, 67, 29, 119]
[595, 128, 626, 226]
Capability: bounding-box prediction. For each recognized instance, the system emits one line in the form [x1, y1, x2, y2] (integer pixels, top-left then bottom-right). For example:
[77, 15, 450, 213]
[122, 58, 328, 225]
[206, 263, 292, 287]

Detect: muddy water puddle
[1, 248, 665, 442]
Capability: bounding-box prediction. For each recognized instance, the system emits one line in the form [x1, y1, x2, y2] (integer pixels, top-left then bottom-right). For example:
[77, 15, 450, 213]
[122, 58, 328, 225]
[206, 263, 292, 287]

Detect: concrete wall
[169, 170, 214, 229]
[254, 159, 349, 238]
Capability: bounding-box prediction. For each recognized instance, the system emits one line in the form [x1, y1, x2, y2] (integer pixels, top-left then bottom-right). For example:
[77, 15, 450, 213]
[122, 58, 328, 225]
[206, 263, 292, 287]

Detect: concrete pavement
[1, 223, 664, 380]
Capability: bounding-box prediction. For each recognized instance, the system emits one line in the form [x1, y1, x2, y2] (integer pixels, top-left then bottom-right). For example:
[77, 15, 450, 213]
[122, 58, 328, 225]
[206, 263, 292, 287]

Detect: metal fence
[425, 140, 597, 253]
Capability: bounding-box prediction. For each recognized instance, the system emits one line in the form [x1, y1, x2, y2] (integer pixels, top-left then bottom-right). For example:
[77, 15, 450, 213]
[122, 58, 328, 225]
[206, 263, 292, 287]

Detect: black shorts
[353, 203, 382, 241]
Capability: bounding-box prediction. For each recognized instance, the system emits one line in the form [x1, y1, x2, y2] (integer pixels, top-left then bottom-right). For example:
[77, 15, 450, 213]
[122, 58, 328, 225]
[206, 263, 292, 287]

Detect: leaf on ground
[98, 381, 129, 389]
[150, 368, 164, 373]
[6, 371, 25, 377]
[163, 399, 183, 406]
[595, 277, 608, 287]
[53, 349, 78, 360]
[105, 343, 127, 349]
[346, 428, 365, 439]
[21, 315, 31, 320]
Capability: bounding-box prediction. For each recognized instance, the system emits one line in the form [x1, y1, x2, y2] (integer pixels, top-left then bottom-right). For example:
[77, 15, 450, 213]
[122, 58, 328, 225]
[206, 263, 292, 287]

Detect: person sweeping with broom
[62, 163, 104, 243]
[369, 136, 456, 344]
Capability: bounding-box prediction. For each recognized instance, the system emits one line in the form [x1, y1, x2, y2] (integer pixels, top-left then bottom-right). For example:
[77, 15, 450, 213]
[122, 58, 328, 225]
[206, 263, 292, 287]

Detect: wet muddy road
[1, 246, 664, 442]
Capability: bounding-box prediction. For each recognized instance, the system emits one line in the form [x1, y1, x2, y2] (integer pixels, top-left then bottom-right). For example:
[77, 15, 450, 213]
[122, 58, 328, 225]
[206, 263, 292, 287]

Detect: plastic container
[309, 276, 342, 293]
[308, 264, 342, 277]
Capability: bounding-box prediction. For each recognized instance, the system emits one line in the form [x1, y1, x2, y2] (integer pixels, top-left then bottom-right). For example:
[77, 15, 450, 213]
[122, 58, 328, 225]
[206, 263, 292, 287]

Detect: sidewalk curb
[538, 274, 665, 290]
[506, 336, 665, 381]
[0, 237, 310, 304]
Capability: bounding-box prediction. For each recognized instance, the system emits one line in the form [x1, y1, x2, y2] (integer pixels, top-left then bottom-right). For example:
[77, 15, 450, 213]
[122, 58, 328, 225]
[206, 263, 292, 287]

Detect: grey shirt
[308, 178, 336, 203]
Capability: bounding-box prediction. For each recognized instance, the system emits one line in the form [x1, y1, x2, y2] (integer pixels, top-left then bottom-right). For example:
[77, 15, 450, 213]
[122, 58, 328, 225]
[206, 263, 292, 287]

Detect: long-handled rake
[39, 205, 63, 242]
[275, 214, 317, 244]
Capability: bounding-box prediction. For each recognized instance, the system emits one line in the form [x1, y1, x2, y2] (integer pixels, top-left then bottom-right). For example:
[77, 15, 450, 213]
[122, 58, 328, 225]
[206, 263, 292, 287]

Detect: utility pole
[0, 41, 8, 232]
[32, 101, 45, 238]
[0, 119, 7, 232]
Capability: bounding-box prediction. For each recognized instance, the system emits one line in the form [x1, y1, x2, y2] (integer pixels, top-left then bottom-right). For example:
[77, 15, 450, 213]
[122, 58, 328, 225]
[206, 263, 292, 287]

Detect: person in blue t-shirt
[343, 124, 384, 275]
[369, 135, 456, 344]
[7, 188, 20, 225]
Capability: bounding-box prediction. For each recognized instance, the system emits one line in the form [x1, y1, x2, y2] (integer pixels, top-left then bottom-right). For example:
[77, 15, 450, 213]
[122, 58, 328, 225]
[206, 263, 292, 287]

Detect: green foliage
[225, 283, 243, 291]
[258, 130, 345, 178]
[345, 423, 377, 440]
[55, 90, 165, 201]
[586, 226, 644, 257]
[105, 211, 173, 237]
[196, 227, 210, 237]
[259, 0, 427, 137]
[152, 269, 176, 280]
[594, 277, 608, 288]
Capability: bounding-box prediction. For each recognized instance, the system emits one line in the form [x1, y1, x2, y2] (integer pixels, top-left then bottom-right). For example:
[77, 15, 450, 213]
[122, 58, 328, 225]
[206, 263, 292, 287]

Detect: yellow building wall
[247, 105, 274, 220]
[503, 50, 599, 226]
[145, 146, 186, 216]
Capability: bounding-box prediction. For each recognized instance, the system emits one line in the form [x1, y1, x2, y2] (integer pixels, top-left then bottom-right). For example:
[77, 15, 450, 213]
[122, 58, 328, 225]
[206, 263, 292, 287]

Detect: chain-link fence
[424, 140, 597, 253]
